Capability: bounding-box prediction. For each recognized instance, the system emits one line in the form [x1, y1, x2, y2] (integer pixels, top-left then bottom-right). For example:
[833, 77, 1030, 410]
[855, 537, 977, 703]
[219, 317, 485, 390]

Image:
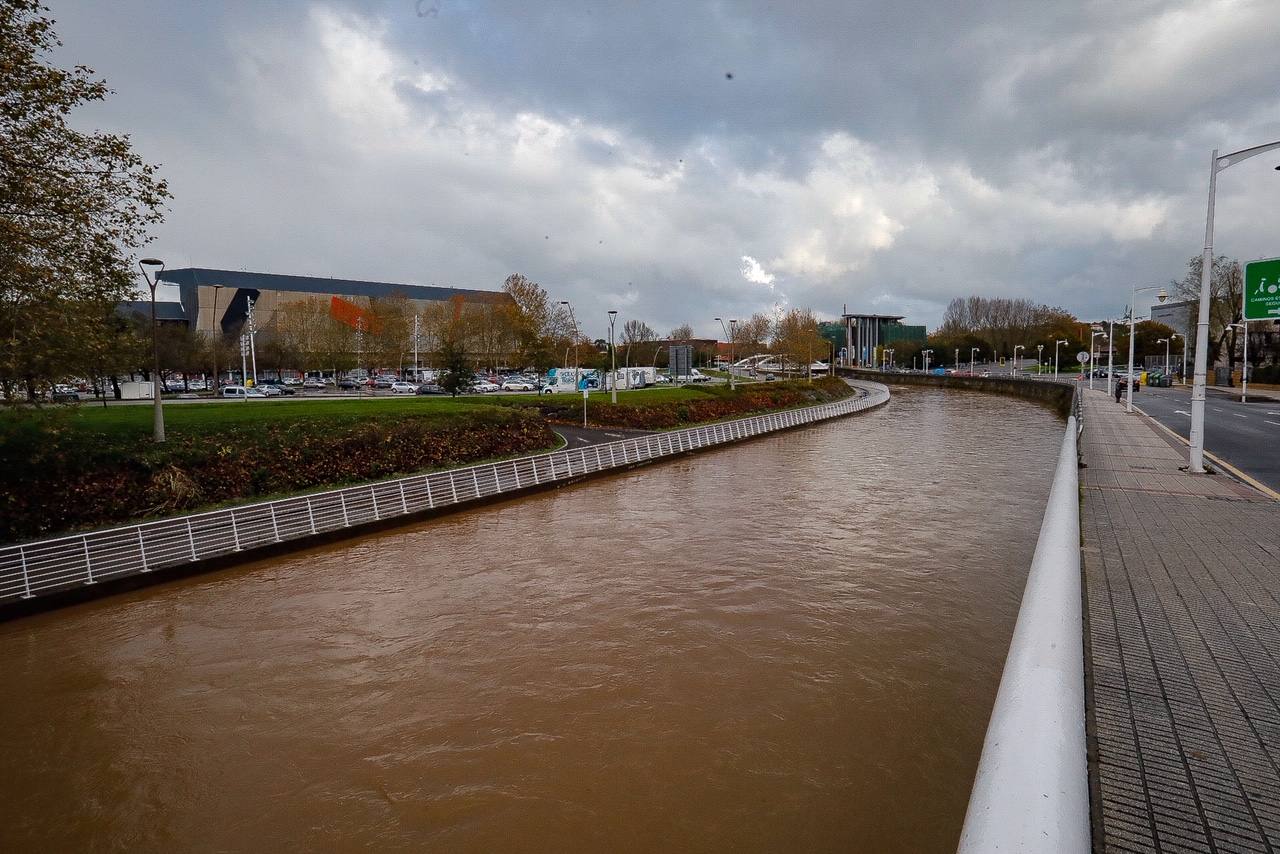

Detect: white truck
[604, 366, 662, 390]
[541, 367, 599, 393]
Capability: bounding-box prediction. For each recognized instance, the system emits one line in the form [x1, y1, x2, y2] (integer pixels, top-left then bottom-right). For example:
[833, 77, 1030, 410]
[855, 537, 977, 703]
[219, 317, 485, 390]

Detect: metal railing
[0, 382, 890, 606]
[958, 384, 1087, 853]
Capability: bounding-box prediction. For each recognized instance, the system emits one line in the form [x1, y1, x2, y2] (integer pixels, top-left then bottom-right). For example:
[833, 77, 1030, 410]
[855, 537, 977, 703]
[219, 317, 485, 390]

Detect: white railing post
[137, 528, 149, 572]
[472, 468, 481, 497]
[19, 546, 33, 598]
[449, 471, 459, 504]
[82, 536, 96, 584]
[339, 493, 350, 528]
[307, 496, 318, 534]
[425, 476, 435, 508]
[513, 461, 522, 490]
[399, 481, 408, 514]
[269, 504, 282, 541]
[371, 487, 380, 520]
[491, 464, 501, 494]
[187, 518, 198, 561]
[230, 510, 244, 549]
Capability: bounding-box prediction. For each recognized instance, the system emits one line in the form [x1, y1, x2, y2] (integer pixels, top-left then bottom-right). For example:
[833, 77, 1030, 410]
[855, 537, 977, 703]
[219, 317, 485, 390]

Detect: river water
[0, 387, 1063, 853]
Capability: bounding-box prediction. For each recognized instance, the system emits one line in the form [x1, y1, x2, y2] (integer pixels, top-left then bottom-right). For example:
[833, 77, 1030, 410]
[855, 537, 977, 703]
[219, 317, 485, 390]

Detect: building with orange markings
[156, 268, 510, 337]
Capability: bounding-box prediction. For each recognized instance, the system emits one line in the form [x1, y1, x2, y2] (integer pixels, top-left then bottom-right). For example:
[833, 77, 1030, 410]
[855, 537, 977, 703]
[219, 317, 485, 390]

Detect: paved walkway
[1081, 388, 1280, 852]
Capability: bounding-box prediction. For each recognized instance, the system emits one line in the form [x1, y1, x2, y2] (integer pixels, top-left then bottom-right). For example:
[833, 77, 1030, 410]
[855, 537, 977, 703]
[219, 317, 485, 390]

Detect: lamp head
[139, 258, 163, 267]
[1156, 289, 1168, 304]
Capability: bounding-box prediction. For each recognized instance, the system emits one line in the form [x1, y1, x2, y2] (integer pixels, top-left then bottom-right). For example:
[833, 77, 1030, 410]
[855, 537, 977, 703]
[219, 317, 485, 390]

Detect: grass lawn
[2, 395, 505, 442]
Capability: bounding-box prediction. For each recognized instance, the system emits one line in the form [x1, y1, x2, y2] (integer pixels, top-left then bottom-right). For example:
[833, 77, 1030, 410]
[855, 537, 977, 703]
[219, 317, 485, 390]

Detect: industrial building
[154, 268, 510, 336]
[840, 313, 926, 366]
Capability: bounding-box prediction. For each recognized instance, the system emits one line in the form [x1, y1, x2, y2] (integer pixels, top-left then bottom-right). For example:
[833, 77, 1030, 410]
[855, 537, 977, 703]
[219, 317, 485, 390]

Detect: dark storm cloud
[46, 0, 1280, 334]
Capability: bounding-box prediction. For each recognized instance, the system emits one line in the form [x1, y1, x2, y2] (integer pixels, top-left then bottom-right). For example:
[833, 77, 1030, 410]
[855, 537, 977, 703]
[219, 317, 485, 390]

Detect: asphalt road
[1124, 384, 1280, 493]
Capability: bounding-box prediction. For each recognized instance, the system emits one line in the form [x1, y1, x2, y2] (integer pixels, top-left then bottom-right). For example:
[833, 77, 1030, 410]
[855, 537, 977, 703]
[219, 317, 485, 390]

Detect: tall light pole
[1036, 343, 1043, 374]
[1227, 322, 1248, 402]
[1157, 337, 1170, 375]
[138, 258, 166, 443]
[954, 347, 960, 372]
[210, 283, 222, 394]
[970, 347, 979, 376]
[1090, 328, 1106, 391]
[1013, 345, 1025, 375]
[923, 349, 933, 373]
[1172, 332, 1185, 383]
[561, 300, 585, 426]
[246, 295, 259, 387]
[1054, 339, 1067, 379]
[887, 348, 894, 369]
[715, 317, 736, 391]
[1189, 139, 1280, 471]
[413, 313, 420, 382]
[607, 310, 618, 403]
[1127, 285, 1167, 412]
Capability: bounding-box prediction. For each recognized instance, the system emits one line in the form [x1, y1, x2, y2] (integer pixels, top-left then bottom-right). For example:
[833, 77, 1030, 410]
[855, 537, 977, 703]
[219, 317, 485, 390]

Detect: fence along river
[0, 387, 1062, 852]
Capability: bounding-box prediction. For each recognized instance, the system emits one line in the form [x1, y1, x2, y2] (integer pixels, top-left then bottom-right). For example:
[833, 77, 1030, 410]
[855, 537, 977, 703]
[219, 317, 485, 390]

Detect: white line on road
[1174, 410, 1191, 416]
[1266, 420, 1280, 427]
[1234, 413, 1247, 418]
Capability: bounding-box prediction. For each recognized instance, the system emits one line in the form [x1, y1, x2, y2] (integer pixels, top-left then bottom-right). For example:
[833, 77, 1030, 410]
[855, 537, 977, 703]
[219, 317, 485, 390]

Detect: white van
[221, 385, 267, 399]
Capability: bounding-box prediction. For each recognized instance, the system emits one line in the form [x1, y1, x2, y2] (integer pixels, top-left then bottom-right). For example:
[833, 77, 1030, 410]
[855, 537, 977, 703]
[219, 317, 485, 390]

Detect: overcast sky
[50, 0, 1280, 338]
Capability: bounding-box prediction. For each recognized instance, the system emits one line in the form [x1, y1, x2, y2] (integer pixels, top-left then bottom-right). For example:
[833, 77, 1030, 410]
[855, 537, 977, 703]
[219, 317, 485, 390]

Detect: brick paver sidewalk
[1081, 388, 1280, 852]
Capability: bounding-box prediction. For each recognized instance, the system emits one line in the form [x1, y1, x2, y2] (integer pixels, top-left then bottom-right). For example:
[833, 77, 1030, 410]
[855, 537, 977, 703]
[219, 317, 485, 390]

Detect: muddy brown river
[0, 387, 1062, 852]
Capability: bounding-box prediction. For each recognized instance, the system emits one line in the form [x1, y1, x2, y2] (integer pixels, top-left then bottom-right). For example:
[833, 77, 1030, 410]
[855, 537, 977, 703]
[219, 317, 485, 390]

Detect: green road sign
[1244, 257, 1280, 321]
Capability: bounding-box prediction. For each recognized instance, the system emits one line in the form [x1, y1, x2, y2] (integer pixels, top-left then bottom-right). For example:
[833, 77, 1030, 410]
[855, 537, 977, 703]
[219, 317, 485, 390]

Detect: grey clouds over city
[52, 0, 1280, 337]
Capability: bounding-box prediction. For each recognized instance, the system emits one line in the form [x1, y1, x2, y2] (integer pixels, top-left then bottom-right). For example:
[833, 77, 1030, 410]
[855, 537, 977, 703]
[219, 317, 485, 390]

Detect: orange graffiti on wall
[329, 296, 382, 334]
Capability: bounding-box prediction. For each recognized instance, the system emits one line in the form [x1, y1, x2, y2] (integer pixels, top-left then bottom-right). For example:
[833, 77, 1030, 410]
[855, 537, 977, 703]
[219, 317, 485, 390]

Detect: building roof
[841, 313, 906, 322]
[157, 268, 509, 302]
[117, 300, 188, 322]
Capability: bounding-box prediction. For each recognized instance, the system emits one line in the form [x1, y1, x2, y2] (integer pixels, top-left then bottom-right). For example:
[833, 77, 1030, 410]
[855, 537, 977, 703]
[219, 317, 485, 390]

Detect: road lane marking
[1234, 413, 1247, 418]
[1175, 410, 1190, 416]
[1266, 420, 1280, 427]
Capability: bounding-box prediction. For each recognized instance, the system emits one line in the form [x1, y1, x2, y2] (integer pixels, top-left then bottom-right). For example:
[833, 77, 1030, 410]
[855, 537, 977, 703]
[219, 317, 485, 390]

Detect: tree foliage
[1171, 254, 1242, 372]
[1, 0, 169, 400]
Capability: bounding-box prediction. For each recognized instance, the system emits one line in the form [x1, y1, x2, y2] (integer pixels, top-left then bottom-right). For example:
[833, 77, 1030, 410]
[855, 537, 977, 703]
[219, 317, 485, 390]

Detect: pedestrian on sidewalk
[1114, 378, 1125, 404]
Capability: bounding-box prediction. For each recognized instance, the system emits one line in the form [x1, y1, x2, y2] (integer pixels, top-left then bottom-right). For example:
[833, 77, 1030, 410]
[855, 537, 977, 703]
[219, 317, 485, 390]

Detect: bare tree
[669, 323, 694, 341]
[1171, 255, 1242, 377]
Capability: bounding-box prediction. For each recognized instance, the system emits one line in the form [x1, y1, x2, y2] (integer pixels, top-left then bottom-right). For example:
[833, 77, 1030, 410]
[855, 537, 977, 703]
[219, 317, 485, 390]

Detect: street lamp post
[1157, 337, 1170, 375]
[715, 317, 736, 391]
[210, 284, 222, 394]
[138, 258, 166, 443]
[608, 310, 618, 403]
[1036, 344, 1043, 374]
[923, 349, 933, 373]
[1170, 333, 1184, 382]
[1054, 339, 1067, 379]
[1090, 329, 1106, 391]
[954, 347, 960, 372]
[887, 348, 894, 370]
[1189, 138, 1280, 471]
[560, 300, 585, 426]
[1127, 286, 1167, 412]
[1227, 322, 1248, 403]
[1013, 345, 1025, 376]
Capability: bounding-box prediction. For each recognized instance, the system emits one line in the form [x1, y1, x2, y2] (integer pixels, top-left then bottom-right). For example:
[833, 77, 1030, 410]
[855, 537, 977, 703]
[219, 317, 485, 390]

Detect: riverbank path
[1081, 387, 1280, 852]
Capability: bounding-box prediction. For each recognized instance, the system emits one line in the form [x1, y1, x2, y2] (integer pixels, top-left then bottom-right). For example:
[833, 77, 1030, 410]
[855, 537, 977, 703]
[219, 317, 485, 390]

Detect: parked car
[390, 381, 417, 394]
[303, 378, 327, 389]
[501, 378, 536, 391]
[257, 384, 284, 396]
[258, 381, 296, 395]
[221, 385, 267, 399]
[373, 375, 396, 389]
[336, 378, 359, 390]
[473, 380, 501, 393]
[416, 383, 446, 395]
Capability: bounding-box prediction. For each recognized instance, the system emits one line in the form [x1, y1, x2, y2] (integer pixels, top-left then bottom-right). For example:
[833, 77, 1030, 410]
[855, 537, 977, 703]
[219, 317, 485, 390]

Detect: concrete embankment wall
[836, 368, 1075, 418]
[0, 381, 890, 617]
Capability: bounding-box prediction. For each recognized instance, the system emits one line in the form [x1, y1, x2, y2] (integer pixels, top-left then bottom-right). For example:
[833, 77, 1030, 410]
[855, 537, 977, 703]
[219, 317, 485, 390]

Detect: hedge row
[522, 377, 855, 429]
[1, 408, 555, 543]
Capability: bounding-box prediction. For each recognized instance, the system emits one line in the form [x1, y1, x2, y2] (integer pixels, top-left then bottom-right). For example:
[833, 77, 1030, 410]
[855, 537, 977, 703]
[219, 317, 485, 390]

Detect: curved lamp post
[715, 317, 736, 390]
[1013, 344, 1025, 376]
[1127, 286, 1167, 412]
[1189, 139, 1280, 471]
[138, 258, 166, 443]
[607, 310, 618, 403]
[1054, 339, 1067, 379]
[1090, 328, 1106, 391]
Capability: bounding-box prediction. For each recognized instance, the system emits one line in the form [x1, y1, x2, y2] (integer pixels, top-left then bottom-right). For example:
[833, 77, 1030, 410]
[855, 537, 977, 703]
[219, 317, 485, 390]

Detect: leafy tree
[502, 273, 569, 371]
[1, 1, 169, 400]
[438, 336, 473, 397]
[772, 308, 826, 378]
[1171, 254, 1243, 379]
